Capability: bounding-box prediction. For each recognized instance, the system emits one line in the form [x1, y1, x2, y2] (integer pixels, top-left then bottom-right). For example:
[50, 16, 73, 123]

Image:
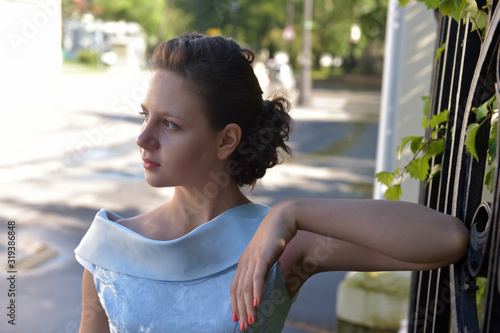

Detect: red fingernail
[240, 321, 246, 331]
[253, 297, 259, 307]
[233, 312, 238, 322]
[248, 315, 254, 325]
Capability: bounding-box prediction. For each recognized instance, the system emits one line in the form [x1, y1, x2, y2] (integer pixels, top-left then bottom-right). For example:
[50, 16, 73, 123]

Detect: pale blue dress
[75, 203, 295, 332]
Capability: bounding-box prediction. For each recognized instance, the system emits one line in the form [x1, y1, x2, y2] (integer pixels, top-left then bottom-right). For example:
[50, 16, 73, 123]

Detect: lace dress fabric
[75, 204, 294, 332]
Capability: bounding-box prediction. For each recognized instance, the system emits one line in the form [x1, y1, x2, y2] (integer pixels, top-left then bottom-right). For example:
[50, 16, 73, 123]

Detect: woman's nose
[136, 123, 159, 150]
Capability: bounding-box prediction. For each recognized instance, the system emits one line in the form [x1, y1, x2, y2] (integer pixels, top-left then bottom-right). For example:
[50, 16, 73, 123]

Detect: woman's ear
[217, 123, 242, 160]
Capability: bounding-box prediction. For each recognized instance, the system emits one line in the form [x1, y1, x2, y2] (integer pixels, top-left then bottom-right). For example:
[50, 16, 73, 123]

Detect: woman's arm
[79, 269, 110, 333]
[230, 198, 469, 330]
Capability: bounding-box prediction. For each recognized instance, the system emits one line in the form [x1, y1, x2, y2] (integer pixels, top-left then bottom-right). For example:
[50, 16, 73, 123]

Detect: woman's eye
[139, 111, 148, 121]
[163, 119, 178, 129]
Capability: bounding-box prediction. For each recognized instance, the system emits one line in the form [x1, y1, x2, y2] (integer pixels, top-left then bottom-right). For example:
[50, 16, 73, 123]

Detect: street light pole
[298, 0, 313, 107]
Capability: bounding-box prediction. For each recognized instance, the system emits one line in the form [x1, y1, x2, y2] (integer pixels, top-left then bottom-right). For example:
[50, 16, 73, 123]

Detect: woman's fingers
[230, 261, 250, 330]
[238, 270, 252, 330]
[230, 257, 270, 330]
[230, 271, 240, 323]
[251, 261, 267, 311]
[242, 267, 257, 326]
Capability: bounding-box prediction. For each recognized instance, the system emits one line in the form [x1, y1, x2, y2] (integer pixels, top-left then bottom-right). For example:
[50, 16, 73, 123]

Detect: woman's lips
[142, 157, 161, 170]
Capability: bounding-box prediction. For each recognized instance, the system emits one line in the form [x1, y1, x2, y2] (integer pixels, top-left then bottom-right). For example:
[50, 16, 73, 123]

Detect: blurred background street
[0, 67, 380, 333]
[0, 0, 390, 331]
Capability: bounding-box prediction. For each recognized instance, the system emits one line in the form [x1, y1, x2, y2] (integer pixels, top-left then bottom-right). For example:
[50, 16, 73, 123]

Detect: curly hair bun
[232, 96, 293, 187]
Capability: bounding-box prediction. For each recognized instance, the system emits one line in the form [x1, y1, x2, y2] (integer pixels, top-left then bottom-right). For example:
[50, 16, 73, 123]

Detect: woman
[76, 33, 469, 332]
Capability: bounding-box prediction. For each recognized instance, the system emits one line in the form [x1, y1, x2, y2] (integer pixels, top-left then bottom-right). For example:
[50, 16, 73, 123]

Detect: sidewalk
[0, 69, 380, 333]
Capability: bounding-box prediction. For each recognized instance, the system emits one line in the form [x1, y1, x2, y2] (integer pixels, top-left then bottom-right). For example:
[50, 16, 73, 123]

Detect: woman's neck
[167, 181, 251, 230]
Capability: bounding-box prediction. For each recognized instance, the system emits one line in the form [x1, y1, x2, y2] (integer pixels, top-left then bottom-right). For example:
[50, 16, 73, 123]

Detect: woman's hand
[229, 201, 297, 331]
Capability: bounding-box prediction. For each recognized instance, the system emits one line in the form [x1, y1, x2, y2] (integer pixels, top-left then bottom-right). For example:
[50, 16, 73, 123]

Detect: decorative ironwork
[408, 1, 500, 332]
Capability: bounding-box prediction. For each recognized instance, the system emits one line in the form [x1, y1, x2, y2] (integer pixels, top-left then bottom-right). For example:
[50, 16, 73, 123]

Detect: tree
[74, 0, 386, 68]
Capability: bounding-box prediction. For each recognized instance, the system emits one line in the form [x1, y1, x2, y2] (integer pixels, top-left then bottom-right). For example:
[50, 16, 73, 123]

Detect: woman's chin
[144, 176, 170, 188]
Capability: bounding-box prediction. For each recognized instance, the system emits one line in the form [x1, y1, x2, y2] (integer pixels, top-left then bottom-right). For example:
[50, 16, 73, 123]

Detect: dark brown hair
[150, 32, 292, 187]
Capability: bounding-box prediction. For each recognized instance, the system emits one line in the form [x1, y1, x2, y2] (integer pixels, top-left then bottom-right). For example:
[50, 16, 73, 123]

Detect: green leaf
[419, 0, 441, 10]
[431, 124, 447, 140]
[459, 0, 478, 20]
[392, 167, 402, 176]
[375, 171, 395, 187]
[439, 0, 466, 22]
[397, 136, 418, 159]
[384, 184, 402, 201]
[410, 136, 425, 154]
[488, 120, 498, 162]
[399, 0, 411, 6]
[427, 163, 442, 184]
[430, 110, 449, 129]
[474, 10, 489, 31]
[475, 103, 490, 119]
[421, 96, 431, 128]
[407, 156, 431, 181]
[473, 96, 495, 119]
[465, 123, 480, 161]
[485, 164, 496, 193]
[435, 42, 446, 65]
[471, 101, 492, 119]
[423, 139, 445, 156]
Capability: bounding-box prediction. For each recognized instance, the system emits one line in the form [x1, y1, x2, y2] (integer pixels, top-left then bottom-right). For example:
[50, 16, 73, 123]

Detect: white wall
[397, 1, 437, 203]
[374, 0, 437, 202]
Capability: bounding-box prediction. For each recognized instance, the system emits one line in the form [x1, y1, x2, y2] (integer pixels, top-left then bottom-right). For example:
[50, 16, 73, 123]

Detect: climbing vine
[376, 0, 497, 200]
[375, 98, 448, 200]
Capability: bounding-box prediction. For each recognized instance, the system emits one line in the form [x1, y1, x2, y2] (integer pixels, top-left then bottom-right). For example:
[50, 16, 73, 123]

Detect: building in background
[63, 15, 147, 70]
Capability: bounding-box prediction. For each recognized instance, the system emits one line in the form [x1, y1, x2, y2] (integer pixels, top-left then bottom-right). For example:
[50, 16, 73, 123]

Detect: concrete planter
[336, 271, 410, 333]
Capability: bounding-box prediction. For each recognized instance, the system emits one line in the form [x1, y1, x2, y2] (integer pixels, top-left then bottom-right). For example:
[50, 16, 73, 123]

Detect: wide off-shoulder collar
[74, 203, 270, 281]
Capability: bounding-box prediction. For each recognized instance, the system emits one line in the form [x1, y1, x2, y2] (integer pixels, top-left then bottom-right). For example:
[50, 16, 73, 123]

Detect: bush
[77, 49, 97, 65]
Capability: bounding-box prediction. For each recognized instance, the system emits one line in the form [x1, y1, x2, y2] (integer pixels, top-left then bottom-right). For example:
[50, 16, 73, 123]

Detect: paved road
[0, 69, 380, 333]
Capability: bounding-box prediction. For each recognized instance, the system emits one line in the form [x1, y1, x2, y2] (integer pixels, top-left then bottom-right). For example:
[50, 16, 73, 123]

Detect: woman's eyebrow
[140, 104, 184, 121]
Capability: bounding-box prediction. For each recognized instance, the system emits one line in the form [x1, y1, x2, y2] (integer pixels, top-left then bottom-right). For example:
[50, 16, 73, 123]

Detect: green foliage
[435, 42, 447, 64]
[431, 110, 449, 133]
[397, 136, 421, 159]
[465, 123, 481, 161]
[423, 139, 445, 155]
[94, 0, 167, 37]
[407, 156, 431, 181]
[465, 96, 498, 192]
[421, 96, 431, 127]
[428, 163, 442, 184]
[392, 0, 495, 311]
[375, 168, 401, 187]
[378, 1, 495, 201]
[377, 91, 498, 199]
[77, 49, 97, 65]
[376, 105, 449, 200]
[384, 184, 403, 200]
[67, 0, 388, 67]
[377, 93, 498, 200]
[488, 116, 498, 162]
[459, 0, 489, 32]
[466, 95, 498, 162]
[400, 0, 489, 35]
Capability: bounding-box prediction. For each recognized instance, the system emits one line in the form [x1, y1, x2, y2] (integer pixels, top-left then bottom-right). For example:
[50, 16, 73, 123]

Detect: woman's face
[137, 70, 221, 188]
